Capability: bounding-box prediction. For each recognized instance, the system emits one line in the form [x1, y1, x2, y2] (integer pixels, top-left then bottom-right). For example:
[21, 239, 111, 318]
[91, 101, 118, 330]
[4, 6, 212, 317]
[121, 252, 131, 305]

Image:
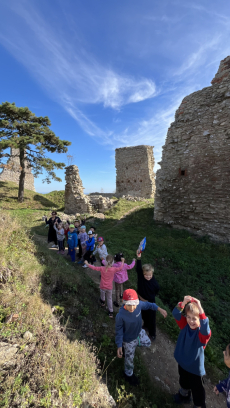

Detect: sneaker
[99, 298, 105, 307]
[108, 312, 113, 318]
[113, 301, 120, 308]
[60, 250, 65, 255]
[124, 373, 139, 386]
[82, 264, 88, 268]
[173, 391, 191, 404]
[77, 260, 83, 264]
[51, 244, 56, 248]
[120, 293, 123, 299]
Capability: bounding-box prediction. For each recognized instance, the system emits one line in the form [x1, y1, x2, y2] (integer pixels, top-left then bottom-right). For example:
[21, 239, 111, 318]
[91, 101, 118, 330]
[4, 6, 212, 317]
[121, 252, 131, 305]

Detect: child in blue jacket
[214, 343, 230, 408]
[115, 289, 167, 386]
[67, 224, 78, 262]
[173, 295, 211, 408]
[82, 231, 95, 268]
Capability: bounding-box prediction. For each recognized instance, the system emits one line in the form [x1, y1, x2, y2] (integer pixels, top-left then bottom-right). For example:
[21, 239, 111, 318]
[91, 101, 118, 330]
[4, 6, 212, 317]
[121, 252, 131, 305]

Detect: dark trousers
[141, 309, 156, 336]
[68, 248, 76, 262]
[83, 250, 93, 263]
[178, 365, 206, 407]
[58, 240, 64, 251]
[78, 239, 82, 258]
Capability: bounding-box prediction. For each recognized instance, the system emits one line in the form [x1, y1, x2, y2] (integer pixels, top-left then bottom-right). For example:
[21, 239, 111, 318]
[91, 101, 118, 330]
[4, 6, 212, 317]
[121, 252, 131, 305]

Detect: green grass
[0, 209, 177, 408]
[88, 204, 230, 379]
[0, 181, 65, 210]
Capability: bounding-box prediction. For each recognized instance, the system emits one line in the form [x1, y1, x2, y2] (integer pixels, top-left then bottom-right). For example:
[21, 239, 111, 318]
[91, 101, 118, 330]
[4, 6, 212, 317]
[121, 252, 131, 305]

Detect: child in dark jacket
[116, 289, 167, 386]
[82, 231, 95, 267]
[67, 224, 78, 262]
[173, 295, 211, 408]
[214, 343, 230, 408]
[136, 250, 159, 342]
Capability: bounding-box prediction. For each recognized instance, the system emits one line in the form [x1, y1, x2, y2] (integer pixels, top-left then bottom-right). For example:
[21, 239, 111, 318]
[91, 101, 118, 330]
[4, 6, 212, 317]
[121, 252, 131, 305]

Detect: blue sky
[0, 0, 230, 193]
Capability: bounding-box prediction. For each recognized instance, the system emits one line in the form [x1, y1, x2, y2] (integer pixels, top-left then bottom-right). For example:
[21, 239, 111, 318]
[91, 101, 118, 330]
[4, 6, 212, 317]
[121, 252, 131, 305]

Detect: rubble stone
[0, 148, 35, 191]
[154, 56, 230, 242]
[115, 145, 155, 198]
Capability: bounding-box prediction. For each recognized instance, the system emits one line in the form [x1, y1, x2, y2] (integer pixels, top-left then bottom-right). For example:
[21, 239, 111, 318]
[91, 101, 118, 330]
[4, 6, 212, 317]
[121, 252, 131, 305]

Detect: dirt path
[35, 235, 226, 407]
[83, 266, 225, 408]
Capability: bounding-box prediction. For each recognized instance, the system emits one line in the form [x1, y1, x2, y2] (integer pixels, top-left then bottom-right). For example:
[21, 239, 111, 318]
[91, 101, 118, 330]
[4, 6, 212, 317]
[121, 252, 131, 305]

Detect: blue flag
[138, 237, 146, 253]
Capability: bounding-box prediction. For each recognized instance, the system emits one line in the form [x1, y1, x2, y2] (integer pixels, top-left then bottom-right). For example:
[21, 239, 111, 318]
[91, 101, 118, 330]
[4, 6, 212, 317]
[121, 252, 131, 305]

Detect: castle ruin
[115, 145, 155, 198]
[154, 56, 230, 242]
[64, 165, 114, 215]
[0, 148, 35, 191]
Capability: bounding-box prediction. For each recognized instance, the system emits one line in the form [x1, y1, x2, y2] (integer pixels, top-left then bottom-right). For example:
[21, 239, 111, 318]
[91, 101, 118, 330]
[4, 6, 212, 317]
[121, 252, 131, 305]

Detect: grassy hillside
[0, 209, 176, 408]
[0, 211, 113, 408]
[0, 181, 65, 210]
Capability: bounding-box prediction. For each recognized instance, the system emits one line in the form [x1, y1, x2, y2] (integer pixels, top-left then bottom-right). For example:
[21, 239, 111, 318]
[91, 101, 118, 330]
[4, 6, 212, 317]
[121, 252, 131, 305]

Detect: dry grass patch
[0, 212, 112, 408]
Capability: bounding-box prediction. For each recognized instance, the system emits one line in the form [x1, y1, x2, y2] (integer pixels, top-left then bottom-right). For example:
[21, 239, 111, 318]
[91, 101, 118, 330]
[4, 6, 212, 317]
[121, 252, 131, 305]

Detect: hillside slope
[0, 181, 65, 210]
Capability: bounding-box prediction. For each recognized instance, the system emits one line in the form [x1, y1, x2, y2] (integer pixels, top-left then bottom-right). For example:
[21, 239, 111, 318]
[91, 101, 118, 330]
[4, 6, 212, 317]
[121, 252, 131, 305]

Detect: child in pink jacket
[84, 255, 124, 318]
[105, 253, 135, 308]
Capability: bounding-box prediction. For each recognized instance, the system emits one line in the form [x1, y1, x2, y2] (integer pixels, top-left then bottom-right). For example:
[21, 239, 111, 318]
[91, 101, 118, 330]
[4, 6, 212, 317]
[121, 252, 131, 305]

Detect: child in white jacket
[91, 237, 108, 265]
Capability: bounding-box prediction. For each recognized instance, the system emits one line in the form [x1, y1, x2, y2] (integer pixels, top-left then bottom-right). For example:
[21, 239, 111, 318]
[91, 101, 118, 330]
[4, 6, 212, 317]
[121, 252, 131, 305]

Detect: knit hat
[88, 230, 93, 234]
[69, 224, 75, 228]
[81, 225, 86, 229]
[97, 237, 104, 242]
[123, 289, 139, 306]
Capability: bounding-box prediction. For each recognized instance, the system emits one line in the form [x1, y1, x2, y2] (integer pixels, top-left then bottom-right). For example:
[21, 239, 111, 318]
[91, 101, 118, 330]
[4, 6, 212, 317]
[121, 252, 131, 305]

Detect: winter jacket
[86, 263, 123, 290]
[136, 259, 159, 302]
[115, 301, 159, 347]
[93, 244, 108, 260]
[53, 225, 65, 241]
[216, 371, 230, 408]
[173, 303, 211, 376]
[86, 237, 95, 252]
[78, 232, 88, 245]
[102, 259, 135, 284]
[67, 231, 78, 249]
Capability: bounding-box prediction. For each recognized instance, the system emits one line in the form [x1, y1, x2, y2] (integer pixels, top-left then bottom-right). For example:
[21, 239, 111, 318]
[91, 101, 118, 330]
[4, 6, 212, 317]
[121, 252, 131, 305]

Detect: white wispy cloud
[0, 2, 156, 117]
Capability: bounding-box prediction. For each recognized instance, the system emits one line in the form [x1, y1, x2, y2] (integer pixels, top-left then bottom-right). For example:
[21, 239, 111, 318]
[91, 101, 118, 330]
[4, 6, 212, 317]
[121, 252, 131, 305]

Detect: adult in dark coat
[45, 211, 61, 246]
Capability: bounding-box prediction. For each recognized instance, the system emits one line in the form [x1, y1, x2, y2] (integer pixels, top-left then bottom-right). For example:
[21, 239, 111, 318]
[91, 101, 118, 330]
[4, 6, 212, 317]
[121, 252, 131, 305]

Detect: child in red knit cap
[115, 289, 167, 385]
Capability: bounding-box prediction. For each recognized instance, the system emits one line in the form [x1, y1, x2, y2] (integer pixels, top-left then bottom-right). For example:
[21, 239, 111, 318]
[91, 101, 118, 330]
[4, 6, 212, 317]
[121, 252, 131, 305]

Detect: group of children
[46, 211, 230, 408]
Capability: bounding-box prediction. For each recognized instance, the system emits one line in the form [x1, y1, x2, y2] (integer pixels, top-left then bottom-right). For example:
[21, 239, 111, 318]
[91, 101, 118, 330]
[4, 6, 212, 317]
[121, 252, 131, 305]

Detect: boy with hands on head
[173, 295, 211, 408]
[213, 343, 230, 408]
[115, 288, 167, 386]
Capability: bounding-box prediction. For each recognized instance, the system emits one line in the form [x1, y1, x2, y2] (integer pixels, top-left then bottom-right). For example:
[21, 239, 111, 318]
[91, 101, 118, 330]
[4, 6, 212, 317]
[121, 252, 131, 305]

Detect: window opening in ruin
[140, 179, 142, 182]
[179, 168, 187, 176]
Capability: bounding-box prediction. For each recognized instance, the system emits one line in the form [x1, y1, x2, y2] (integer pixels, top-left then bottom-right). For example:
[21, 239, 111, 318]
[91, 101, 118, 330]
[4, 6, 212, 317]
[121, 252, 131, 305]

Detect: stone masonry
[64, 165, 92, 214]
[154, 56, 230, 242]
[0, 148, 35, 191]
[64, 165, 115, 215]
[115, 145, 155, 198]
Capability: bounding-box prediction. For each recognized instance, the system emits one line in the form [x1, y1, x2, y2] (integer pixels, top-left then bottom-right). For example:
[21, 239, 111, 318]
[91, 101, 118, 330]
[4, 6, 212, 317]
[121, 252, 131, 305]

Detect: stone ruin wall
[0, 148, 35, 191]
[154, 56, 230, 242]
[115, 145, 155, 198]
[64, 165, 114, 215]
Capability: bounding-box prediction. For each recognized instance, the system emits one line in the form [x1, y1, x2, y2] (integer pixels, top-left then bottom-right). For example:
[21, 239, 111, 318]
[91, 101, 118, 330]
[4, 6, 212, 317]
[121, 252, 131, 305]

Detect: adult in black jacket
[136, 250, 159, 341]
[45, 211, 61, 246]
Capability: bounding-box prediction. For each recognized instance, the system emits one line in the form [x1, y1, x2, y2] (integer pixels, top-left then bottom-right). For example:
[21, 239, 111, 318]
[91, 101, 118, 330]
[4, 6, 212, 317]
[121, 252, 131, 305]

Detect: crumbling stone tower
[154, 56, 230, 242]
[64, 165, 92, 214]
[0, 148, 35, 191]
[115, 145, 155, 198]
